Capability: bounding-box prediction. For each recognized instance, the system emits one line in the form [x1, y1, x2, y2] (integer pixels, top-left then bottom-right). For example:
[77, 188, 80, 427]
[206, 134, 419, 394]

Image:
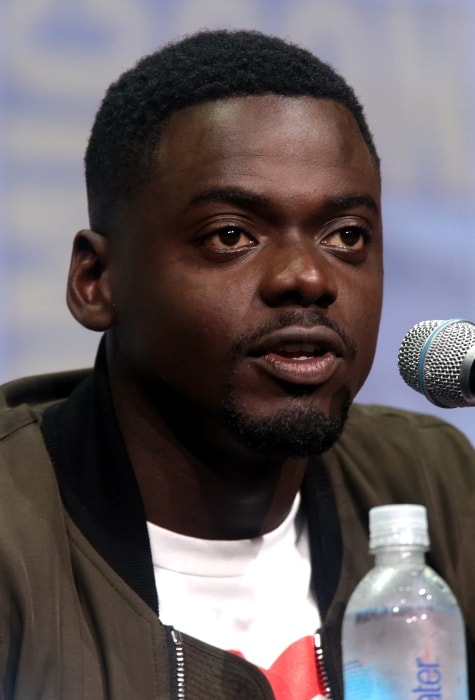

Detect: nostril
[267, 289, 335, 309]
[317, 293, 334, 309]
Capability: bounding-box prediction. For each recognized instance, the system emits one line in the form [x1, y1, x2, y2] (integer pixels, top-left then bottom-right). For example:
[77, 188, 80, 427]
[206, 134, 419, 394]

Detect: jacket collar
[41, 340, 159, 613]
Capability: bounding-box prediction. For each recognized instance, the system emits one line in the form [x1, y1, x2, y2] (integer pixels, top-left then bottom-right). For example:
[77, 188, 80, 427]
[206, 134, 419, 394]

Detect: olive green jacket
[0, 369, 474, 699]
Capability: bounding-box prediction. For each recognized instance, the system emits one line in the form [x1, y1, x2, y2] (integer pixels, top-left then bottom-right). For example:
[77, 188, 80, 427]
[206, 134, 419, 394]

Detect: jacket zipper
[168, 624, 332, 699]
[167, 627, 186, 700]
[314, 630, 333, 700]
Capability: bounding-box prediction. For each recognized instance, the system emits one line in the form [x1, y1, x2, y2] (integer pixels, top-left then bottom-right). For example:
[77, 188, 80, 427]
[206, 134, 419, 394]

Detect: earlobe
[66, 229, 115, 331]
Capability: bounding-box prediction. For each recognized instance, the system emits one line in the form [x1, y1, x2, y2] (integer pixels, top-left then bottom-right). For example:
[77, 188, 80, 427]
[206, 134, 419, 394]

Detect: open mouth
[271, 344, 329, 361]
[258, 348, 338, 385]
[246, 326, 348, 385]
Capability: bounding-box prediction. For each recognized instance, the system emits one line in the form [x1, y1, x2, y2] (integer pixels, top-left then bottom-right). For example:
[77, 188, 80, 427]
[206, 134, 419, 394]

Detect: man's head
[69, 30, 383, 464]
[85, 29, 379, 233]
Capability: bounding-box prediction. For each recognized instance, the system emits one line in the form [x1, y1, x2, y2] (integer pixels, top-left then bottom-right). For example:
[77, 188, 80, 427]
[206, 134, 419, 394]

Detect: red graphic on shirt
[230, 635, 326, 700]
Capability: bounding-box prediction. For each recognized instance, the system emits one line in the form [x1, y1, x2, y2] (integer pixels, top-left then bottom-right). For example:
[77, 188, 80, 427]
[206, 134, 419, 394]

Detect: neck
[134, 445, 305, 539]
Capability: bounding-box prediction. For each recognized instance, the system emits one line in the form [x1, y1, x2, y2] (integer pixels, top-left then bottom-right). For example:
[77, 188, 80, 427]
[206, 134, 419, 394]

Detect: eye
[321, 225, 368, 252]
[204, 226, 256, 251]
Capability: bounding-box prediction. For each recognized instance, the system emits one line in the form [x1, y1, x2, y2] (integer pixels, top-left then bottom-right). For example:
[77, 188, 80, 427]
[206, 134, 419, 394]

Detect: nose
[259, 238, 337, 309]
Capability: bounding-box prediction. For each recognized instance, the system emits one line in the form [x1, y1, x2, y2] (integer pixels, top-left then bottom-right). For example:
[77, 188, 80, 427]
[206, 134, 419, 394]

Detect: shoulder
[0, 403, 52, 480]
[325, 403, 475, 499]
[0, 368, 92, 412]
[348, 402, 466, 429]
[0, 368, 92, 478]
[344, 403, 473, 454]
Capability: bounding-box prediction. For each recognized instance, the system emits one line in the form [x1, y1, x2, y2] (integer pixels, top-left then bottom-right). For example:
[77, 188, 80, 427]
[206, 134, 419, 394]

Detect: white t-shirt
[147, 495, 326, 699]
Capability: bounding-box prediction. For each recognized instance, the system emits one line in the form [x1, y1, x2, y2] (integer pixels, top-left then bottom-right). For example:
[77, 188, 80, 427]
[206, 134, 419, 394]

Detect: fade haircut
[86, 29, 379, 233]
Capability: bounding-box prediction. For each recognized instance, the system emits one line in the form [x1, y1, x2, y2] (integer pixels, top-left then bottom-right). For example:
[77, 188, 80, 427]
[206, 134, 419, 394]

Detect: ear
[66, 229, 115, 331]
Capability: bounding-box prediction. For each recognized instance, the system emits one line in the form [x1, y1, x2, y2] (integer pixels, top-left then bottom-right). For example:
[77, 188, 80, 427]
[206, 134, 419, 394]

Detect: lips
[247, 326, 351, 385]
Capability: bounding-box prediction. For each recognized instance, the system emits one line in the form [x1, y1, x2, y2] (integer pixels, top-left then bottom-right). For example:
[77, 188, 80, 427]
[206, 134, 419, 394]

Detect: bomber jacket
[0, 356, 474, 699]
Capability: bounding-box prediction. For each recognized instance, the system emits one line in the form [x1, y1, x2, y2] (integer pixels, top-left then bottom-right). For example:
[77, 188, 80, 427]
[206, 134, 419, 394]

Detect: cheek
[356, 307, 382, 382]
[116, 273, 249, 388]
[339, 276, 382, 380]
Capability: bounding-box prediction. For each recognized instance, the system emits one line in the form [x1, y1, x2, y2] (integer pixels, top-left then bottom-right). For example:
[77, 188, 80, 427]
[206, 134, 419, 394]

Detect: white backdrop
[1, 0, 474, 444]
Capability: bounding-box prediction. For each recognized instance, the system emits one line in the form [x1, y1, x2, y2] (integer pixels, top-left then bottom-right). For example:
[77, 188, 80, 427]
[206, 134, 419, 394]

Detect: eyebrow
[185, 188, 380, 215]
[186, 188, 268, 211]
[326, 194, 380, 214]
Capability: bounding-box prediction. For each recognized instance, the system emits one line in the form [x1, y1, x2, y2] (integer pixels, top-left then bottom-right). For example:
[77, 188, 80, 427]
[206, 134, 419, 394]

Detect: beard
[222, 387, 350, 460]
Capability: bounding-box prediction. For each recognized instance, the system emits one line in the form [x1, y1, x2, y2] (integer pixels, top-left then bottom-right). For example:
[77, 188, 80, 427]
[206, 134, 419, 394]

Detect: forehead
[154, 95, 379, 193]
[146, 96, 381, 221]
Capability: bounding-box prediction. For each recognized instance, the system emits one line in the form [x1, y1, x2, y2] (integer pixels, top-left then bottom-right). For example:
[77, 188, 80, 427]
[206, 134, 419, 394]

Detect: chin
[222, 389, 351, 460]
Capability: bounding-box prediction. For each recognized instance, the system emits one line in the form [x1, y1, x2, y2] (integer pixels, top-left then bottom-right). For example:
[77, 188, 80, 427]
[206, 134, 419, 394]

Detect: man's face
[109, 95, 383, 458]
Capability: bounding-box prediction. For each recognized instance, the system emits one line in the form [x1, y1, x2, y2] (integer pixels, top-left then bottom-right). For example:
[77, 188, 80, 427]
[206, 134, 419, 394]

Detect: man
[0, 29, 474, 699]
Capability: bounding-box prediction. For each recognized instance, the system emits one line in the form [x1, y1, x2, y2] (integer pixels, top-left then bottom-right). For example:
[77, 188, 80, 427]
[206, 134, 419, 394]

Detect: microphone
[398, 319, 475, 408]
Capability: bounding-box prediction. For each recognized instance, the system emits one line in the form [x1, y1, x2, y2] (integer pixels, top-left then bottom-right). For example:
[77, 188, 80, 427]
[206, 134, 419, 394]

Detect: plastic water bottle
[342, 503, 468, 699]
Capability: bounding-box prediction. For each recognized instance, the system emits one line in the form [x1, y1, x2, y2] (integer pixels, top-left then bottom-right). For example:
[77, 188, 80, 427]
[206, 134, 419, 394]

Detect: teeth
[274, 344, 322, 360]
[282, 344, 316, 354]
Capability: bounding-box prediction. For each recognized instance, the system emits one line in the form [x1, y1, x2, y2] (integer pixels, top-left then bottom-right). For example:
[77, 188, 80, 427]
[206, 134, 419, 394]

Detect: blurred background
[1, 0, 474, 444]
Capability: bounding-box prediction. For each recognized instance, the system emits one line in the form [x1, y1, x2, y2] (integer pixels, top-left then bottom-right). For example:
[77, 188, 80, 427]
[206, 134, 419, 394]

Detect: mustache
[229, 310, 357, 360]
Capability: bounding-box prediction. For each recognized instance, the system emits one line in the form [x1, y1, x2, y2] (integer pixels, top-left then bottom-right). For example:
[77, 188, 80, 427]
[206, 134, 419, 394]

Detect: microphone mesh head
[398, 319, 475, 408]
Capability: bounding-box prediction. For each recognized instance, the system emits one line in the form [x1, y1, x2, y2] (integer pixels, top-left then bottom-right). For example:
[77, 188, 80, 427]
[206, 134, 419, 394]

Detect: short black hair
[86, 29, 379, 233]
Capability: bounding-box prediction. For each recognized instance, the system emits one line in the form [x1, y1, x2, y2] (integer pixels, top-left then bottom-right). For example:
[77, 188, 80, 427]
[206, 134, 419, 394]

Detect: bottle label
[345, 656, 443, 699]
[413, 657, 442, 698]
[343, 606, 468, 700]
